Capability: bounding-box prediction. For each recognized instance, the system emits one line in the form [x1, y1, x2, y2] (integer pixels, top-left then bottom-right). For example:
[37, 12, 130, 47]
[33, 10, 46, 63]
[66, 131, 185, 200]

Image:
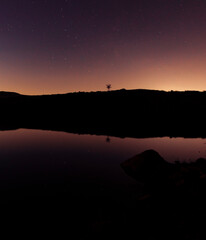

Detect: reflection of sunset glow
[0, 129, 205, 163]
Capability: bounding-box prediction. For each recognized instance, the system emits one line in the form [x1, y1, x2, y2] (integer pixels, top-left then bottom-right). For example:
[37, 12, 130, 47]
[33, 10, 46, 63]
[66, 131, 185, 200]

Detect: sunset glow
[1, 0, 206, 94]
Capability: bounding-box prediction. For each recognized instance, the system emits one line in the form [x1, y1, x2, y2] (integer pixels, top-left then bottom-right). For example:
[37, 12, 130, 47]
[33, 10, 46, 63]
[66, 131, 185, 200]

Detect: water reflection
[1, 129, 206, 163]
[1, 129, 205, 238]
[106, 136, 111, 143]
[0, 128, 206, 198]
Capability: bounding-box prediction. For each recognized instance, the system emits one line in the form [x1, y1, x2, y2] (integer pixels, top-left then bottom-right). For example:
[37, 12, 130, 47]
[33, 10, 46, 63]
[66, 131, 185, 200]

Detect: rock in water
[121, 149, 171, 183]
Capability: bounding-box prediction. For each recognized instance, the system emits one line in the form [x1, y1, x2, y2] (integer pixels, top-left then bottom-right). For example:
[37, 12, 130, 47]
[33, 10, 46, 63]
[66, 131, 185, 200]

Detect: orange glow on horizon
[1, 52, 206, 95]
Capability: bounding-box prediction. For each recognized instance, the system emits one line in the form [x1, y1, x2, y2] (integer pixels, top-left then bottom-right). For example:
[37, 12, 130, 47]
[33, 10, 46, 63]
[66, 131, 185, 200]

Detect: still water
[0, 128, 206, 197]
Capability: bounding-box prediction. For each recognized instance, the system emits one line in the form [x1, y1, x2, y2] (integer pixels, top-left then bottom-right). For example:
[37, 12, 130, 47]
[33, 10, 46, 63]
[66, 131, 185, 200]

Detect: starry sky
[1, 0, 206, 94]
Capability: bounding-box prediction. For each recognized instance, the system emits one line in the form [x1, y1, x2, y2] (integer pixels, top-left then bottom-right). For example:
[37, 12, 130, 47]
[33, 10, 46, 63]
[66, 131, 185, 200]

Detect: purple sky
[1, 0, 206, 94]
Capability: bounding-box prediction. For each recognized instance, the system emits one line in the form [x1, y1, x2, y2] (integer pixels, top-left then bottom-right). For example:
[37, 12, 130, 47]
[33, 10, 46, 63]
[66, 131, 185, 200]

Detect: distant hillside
[0, 91, 21, 98]
[0, 88, 204, 98]
[1, 89, 206, 138]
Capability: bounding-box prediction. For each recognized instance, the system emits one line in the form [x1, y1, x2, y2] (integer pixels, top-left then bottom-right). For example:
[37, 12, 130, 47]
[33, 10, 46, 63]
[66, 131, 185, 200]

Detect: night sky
[1, 0, 206, 94]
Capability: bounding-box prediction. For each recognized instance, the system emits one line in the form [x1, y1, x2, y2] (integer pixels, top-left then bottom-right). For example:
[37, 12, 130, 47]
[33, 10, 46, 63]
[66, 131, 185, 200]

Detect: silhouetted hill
[0, 91, 21, 98]
[1, 89, 206, 138]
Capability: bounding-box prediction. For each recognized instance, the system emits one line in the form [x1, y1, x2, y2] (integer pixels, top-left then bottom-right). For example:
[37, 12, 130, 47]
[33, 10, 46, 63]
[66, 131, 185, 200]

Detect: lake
[0, 128, 206, 198]
[1, 128, 206, 238]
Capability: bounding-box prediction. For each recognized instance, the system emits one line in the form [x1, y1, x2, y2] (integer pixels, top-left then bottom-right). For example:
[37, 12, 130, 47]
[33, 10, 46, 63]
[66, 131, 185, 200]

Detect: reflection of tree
[106, 136, 111, 143]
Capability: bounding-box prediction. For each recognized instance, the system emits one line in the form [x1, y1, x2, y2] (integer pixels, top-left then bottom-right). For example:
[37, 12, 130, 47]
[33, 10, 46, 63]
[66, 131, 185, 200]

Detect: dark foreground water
[1, 129, 206, 195]
[1, 129, 206, 239]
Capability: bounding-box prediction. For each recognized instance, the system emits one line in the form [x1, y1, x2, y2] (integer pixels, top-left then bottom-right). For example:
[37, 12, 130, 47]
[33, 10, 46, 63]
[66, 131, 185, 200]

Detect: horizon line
[1, 88, 206, 96]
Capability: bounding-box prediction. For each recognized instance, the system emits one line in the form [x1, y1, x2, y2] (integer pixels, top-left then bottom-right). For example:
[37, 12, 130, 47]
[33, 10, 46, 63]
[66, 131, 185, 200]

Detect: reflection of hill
[1, 89, 206, 138]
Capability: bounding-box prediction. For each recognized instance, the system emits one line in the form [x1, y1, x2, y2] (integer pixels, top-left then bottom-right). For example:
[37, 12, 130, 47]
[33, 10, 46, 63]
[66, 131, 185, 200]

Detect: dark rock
[121, 149, 172, 183]
[121, 151, 206, 240]
[121, 150, 206, 200]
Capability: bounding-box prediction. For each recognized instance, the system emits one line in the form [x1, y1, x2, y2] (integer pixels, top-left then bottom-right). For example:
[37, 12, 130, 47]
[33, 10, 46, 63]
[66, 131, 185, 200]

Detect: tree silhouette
[106, 84, 111, 91]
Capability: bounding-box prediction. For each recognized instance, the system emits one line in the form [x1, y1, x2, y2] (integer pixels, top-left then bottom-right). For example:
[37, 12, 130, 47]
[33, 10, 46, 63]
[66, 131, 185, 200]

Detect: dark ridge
[0, 91, 21, 98]
[1, 88, 206, 138]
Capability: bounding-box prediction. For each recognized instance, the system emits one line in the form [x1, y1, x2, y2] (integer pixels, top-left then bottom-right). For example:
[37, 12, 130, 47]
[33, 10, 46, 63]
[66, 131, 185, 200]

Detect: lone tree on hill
[106, 84, 111, 91]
